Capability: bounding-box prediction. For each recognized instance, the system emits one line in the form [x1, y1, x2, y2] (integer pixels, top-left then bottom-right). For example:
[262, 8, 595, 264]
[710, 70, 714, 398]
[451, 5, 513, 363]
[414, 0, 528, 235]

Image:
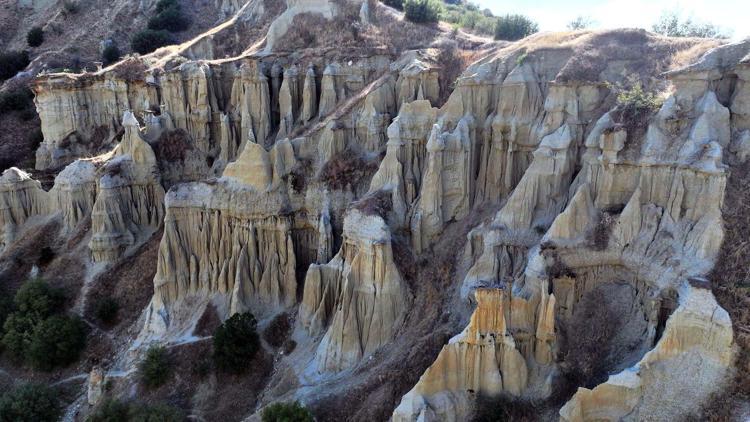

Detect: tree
[27, 27, 44, 47]
[129, 403, 183, 422]
[652, 11, 731, 38]
[0, 50, 30, 81]
[494, 14, 539, 41]
[147, 5, 191, 32]
[261, 402, 315, 422]
[13, 279, 64, 320]
[380, 0, 403, 10]
[86, 399, 130, 422]
[27, 315, 87, 371]
[139, 346, 172, 388]
[567, 16, 593, 30]
[94, 297, 120, 325]
[213, 312, 260, 373]
[102, 44, 121, 66]
[0, 384, 60, 422]
[130, 29, 173, 55]
[403, 0, 442, 24]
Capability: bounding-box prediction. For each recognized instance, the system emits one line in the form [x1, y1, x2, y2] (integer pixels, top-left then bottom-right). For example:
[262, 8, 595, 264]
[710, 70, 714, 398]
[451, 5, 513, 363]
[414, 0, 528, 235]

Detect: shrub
[139, 346, 172, 388]
[129, 403, 183, 422]
[652, 11, 730, 38]
[155, 0, 179, 13]
[130, 29, 173, 55]
[403, 0, 441, 24]
[494, 14, 539, 41]
[26, 127, 44, 149]
[0, 293, 12, 328]
[28, 315, 87, 371]
[610, 80, 664, 143]
[380, 0, 403, 10]
[95, 297, 120, 325]
[0, 384, 60, 422]
[261, 401, 314, 422]
[63, 0, 79, 14]
[147, 5, 191, 32]
[0, 87, 34, 113]
[0, 50, 30, 81]
[263, 313, 291, 348]
[86, 399, 130, 422]
[213, 312, 260, 373]
[567, 16, 593, 30]
[27, 27, 44, 47]
[1, 313, 35, 359]
[102, 44, 121, 65]
[13, 279, 64, 320]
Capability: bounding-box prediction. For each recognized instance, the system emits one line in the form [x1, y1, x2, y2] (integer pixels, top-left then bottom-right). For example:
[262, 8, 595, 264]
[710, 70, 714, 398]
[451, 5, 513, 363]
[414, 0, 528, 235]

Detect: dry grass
[318, 149, 379, 190]
[156, 129, 193, 162]
[584, 211, 617, 251]
[353, 189, 392, 218]
[112, 58, 147, 82]
[699, 161, 750, 420]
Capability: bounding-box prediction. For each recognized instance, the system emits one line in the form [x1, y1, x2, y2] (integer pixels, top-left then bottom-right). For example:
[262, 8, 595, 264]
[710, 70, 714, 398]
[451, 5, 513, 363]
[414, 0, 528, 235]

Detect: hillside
[0, 0, 749, 421]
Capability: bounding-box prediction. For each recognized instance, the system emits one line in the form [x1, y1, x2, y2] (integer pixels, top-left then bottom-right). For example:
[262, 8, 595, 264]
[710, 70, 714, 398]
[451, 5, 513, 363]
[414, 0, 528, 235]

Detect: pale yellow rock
[300, 209, 408, 372]
[88, 112, 165, 262]
[392, 289, 528, 422]
[0, 167, 48, 250]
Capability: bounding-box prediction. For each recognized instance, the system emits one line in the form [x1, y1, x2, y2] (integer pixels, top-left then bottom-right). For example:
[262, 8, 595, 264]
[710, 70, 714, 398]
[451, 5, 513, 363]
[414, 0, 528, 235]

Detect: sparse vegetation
[263, 313, 291, 348]
[62, 0, 80, 14]
[0, 50, 30, 81]
[94, 297, 120, 325]
[403, 0, 442, 24]
[439, 2, 497, 36]
[494, 14, 538, 41]
[112, 57, 148, 82]
[318, 149, 378, 190]
[609, 80, 664, 146]
[0, 384, 60, 422]
[87, 400, 182, 422]
[652, 11, 731, 38]
[156, 129, 192, 162]
[213, 312, 260, 373]
[87, 399, 130, 422]
[139, 346, 172, 388]
[567, 16, 593, 30]
[128, 403, 183, 422]
[130, 29, 173, 55]
[27, 27, 44, 47]
[261, 401, 315, 422]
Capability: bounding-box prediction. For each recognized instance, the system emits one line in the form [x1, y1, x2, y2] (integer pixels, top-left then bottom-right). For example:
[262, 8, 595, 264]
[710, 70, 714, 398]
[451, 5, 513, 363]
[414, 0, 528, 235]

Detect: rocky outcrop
[300, 209, 409, 373]
[88, 112, 165, 262]
[392, 288, 527, 422]
[559, 281, 733, 422]
[0, 168, 48, 251]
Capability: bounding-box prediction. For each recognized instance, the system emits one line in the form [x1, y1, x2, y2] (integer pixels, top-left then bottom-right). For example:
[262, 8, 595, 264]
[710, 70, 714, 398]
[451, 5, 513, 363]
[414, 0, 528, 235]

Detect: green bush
[0, 384, 60, 422]
[615, 82, 663, 112]
[86, 399, 130, 422]
[28, 315, 87, 371]
[261, 401, 314, 422]
[494, 14, 539, 41]
[403, 0, 441, 24]
[147, 5, 190, 32]
[13, 279, 64, 320]
[380, 0, 403, 10]
[130, 30, 173, 55]
[155, 0, 179, 13]
[0, 50, 30, 81]
[213, 312, 260, 373]
[139, 346, 172, 388]
[129, 403, 183, 422]
[0, 87, 34, 113]
[95, 297, 120, 325]
[27, 27, 44, 47]
[1, 312, 36, 360]
[102, 44, 121, 65]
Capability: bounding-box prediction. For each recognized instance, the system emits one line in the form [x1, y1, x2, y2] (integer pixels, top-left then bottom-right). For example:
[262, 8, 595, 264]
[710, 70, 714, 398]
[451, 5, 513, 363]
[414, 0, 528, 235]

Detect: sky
[471, 0, 750, 40]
